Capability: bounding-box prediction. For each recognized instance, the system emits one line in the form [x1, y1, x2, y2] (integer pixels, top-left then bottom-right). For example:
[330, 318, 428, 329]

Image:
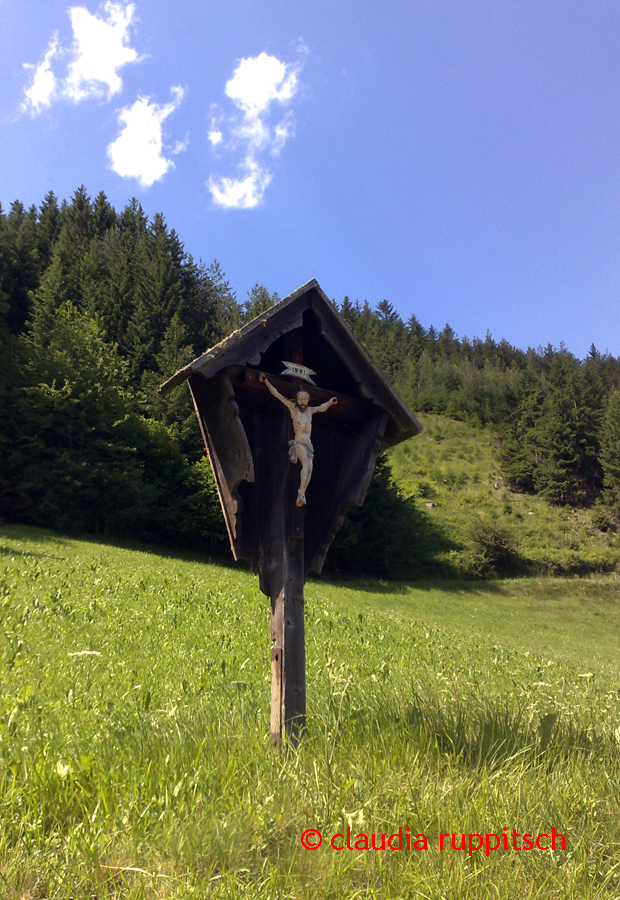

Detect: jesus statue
[259, 373, 338, 506]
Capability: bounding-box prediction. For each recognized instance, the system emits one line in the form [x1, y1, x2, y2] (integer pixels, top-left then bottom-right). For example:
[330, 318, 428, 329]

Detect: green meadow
[2, 525, 620, 898]
[387, 414, 620, 577]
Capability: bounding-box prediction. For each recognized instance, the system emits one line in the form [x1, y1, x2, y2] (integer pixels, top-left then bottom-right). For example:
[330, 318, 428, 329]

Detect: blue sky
[2, 1, 620, 358]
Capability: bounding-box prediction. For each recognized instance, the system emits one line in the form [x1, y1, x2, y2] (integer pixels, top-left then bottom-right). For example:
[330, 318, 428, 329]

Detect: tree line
[1, 188, 248, 548]
[2, 188, 619, 578]
[339, 297, 620, 510]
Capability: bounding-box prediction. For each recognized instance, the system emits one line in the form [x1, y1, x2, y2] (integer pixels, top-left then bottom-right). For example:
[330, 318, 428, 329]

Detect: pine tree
[500, 370, 545, 493]
[406, 314, 426, 359]
[438, 323, 458, 358]
[241, 283, 279, 324]
[35, 187, 94, 313]
[184, 259, 239, 351]
[534, 356, 602, 505]
[37, 191, 62, 271]
[124, 213, 185, 379]
[0, 200, 40, 334]
[92, 190, 117, 237]
[140, 312, 202, 459]
[358, 300, 408, 383]
[601, 389, 620, 510]
[340, 295, 357, 328]
[11, 299, 140, 532]
[375, 298, 399, 326]
[0, 188, 232, 547]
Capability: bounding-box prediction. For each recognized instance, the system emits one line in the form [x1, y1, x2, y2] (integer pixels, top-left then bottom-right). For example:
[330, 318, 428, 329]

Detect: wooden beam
[269, 328, 307, 748]
[188, 307, 305, 382]
[309, 300, 422, 441]
[308, 409, 389, 574]
[188, 373, 254, 557]
[159, 284, 318, 396]
[239, 367, 372, 423]
[270, 444, 306, 748]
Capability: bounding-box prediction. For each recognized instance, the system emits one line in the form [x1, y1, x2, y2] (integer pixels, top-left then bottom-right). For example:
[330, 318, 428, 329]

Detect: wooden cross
[262, 333, 331, 746]
[159, 280, 422, 749]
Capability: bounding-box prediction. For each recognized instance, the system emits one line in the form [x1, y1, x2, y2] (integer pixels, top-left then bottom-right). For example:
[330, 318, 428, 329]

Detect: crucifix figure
[259, 373, 338, 506]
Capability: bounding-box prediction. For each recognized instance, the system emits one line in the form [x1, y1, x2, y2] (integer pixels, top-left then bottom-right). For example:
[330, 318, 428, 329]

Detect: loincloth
[288, 439, 314, 464]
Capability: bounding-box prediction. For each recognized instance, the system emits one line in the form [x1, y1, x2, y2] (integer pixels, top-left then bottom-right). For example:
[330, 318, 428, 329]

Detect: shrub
[591, 508, 613, 532]
[467, 519, 520, 575]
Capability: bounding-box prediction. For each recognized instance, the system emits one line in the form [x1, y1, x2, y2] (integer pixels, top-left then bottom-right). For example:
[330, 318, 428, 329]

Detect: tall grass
[2, 526, 620, 898]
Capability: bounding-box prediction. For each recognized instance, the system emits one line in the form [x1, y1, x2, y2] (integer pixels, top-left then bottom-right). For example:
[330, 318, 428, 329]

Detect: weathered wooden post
[159, 279, 422, 746]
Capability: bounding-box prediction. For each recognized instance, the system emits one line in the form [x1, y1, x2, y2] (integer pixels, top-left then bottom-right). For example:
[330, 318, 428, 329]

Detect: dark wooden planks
[308, 298, 421, 445]
[304, 409, 389, 575]
[160, 279, 422, 454]
[188, 373, 254, 556]
[269, 480, 306, 748]
[160, 278, 425, 749]
[159, 296, 309, 395]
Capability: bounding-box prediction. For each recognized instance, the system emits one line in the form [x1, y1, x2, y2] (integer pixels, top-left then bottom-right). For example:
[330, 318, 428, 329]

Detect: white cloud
[233, 114, 271, 152]
[22, 36, 61, 113]
[207, 50, 303, 209]
[22, 1, 139, 112]
[272, 112, 295, 155]
[208, 158, 272, 210]
[172, 134, 189, 155]
[64, 1, 138, 101]
[108, 87, 185, 187]
[225, 52, 297, 115]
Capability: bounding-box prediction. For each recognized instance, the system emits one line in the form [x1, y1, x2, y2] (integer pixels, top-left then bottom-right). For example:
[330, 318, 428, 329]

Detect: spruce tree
[37, 191, 62, 271]
[0, 200, 40, 334]
[34, 187, 94, 313]
[202, 260, 240, 341]
[601, 389, 620, 510]
[500, 370, 544, 493]
[534, 356, 601, 505]
[241, 283, 279, 324]
[92, 190, 117, 237]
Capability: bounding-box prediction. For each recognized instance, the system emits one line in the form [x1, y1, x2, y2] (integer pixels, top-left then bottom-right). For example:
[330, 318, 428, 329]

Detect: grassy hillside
[388, 414, 620, 576]
[2, 525, 620, 898]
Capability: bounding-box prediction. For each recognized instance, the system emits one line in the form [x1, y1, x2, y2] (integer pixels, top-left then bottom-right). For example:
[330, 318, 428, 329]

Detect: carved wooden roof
[159, 278, 422, 448]
[159, 279, 423, 587]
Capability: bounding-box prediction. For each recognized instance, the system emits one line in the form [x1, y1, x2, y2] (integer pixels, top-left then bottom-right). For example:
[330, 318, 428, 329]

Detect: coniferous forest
[2, 189, 620, 576]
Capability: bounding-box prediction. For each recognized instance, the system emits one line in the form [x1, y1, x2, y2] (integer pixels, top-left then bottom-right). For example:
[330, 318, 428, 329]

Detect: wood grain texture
[188, 373, 254, 557]
[269, 461, 306, 746]
[305, 409, 389, 574]
[310, 301, 420, 447]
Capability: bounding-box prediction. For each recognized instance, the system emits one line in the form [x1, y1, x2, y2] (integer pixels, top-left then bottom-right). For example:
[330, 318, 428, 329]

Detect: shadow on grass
[2, 522, 529, 597]
[327, 478, 460, 582]
[0, 525, 77, 561]
[0, 522, 241, 573]
[341, 695, 616, 770]
[311, 573, 513, 595]
[0, 545, 66, 561]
